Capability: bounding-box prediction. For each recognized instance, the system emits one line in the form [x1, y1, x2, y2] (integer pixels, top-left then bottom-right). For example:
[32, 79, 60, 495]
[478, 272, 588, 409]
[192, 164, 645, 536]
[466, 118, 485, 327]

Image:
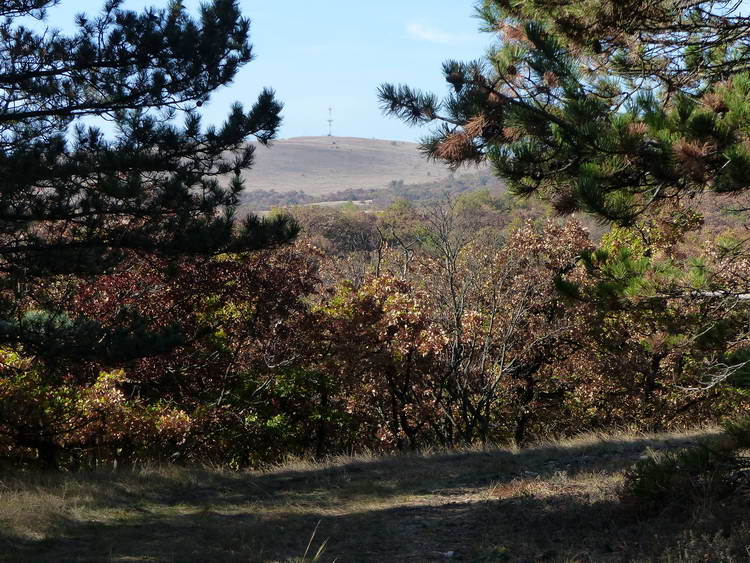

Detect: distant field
[242, 136, 483, 197]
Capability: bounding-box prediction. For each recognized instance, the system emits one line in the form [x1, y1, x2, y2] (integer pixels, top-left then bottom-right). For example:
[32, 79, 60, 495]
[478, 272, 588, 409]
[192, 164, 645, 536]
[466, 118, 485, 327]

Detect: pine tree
[378, 0, 750, 405]
[0, 0, 297, 361]
[378, 0, 750, 226]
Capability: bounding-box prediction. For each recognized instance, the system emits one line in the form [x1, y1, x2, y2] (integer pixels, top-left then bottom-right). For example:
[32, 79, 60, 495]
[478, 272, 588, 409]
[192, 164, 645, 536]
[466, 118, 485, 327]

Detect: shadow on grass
[2, 490, 726, 562]
[1, 430, 734, 562]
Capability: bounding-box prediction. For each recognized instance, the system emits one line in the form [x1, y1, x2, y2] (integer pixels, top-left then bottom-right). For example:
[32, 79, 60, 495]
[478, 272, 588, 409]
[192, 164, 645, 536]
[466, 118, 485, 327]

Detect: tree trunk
[36, 441, 60, 471]
[315, 375, 329, 459]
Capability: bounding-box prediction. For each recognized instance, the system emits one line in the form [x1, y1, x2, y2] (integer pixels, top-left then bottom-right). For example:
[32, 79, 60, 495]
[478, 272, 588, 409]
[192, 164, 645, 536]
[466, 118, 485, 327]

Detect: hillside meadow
[243, 137, 463, 196]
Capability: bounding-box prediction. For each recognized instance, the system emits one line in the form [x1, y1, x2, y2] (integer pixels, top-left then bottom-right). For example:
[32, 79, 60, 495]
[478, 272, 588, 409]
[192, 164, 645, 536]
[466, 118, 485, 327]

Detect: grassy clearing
[1, 427, 748, 562]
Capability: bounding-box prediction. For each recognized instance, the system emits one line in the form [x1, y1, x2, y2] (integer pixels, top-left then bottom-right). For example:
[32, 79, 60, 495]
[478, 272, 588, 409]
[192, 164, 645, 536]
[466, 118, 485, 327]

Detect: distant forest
[240, 171, 503, 211]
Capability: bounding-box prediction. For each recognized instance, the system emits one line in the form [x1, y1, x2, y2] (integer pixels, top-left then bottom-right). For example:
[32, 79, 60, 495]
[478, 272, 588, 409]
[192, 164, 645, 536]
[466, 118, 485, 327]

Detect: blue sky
[39, 1, 490, 142]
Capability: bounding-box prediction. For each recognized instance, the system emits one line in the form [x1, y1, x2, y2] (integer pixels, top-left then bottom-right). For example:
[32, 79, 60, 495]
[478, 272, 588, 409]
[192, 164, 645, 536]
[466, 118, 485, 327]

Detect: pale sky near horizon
[37, 1, 492, 142]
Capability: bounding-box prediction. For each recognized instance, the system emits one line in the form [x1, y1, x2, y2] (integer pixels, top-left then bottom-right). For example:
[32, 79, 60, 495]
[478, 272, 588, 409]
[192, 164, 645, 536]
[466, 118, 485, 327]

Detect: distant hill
[241, 136, 486, 197]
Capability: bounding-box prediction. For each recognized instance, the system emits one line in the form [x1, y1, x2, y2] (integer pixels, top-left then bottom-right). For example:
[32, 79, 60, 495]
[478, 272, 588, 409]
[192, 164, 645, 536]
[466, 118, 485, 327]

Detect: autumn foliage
[2, 192, 748, 470]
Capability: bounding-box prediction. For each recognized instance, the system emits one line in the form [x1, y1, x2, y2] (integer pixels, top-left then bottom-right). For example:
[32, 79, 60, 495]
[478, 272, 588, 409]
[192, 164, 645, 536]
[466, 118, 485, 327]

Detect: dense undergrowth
[2, 192, 749, 471]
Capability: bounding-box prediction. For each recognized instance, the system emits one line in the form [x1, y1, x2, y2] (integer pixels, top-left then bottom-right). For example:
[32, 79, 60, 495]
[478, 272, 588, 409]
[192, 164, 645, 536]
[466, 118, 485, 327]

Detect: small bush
[621, 418, 750, 513]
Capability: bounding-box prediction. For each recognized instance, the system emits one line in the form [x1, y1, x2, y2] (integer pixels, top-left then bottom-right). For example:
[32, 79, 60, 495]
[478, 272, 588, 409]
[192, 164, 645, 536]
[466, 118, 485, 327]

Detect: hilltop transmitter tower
[327, 107, 334, 137]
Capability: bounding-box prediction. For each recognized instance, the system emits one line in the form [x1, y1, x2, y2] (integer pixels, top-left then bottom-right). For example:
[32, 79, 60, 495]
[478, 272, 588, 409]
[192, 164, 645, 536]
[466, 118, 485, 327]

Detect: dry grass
[243, 136, 469, 195]
[1, 427, 748, 562]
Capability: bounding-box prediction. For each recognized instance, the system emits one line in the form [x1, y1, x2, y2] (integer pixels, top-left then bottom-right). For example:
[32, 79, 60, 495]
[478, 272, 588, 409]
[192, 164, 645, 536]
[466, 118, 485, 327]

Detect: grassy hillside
[243, 136, 485, 196]
[3, 428, 748, 562]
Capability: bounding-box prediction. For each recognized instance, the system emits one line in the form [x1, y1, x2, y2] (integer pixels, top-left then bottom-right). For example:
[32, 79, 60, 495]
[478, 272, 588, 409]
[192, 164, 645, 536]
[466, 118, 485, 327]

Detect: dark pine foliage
[0, 0, 298, 362]
[378, 0, 750, 226]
